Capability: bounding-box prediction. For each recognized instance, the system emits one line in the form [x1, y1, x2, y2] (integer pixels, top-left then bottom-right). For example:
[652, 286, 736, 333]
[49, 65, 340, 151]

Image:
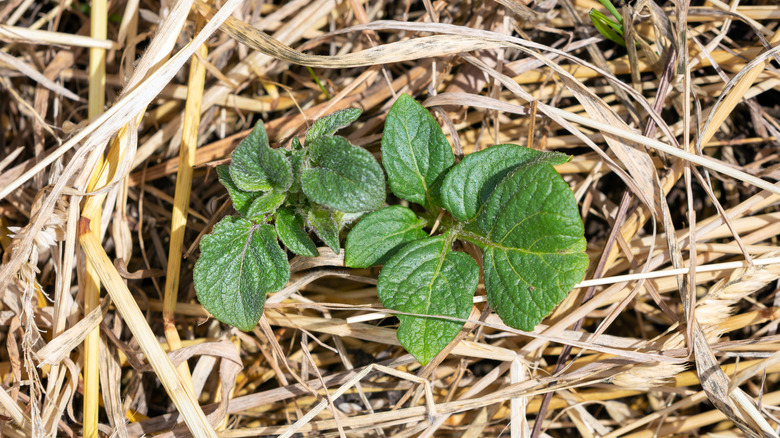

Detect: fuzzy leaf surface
[441, 144, 570, 222]
[230, 121, 292, 192]
[301, 136, 385, 213]
[378, 236, 479, 365]
[308, 208, 340, 253]
[193, 217, 289, 331]
[305, 107, 362, 145]
[288, 148, 306, 193]
[246, 190, 286, 219]
[217, 165, 260, 217]
[345, 206, 428, 268]
[276, 208, 319, 257]
[473, 163, 588, 331]
[381, 94, 454, 209]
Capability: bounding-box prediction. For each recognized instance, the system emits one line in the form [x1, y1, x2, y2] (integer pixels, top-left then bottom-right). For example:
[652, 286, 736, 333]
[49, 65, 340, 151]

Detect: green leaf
[301, 136, 385, 213]
[381, 94, 455, 210]
[345, 206, 428, 268]
[471, 163, 588, 332]
[193, 217, 290, 331]
[246, 190, 286, 219]
[598, 0, 623, 23]
[441, 144, 570, 222]
[217, 165, 260, 217]
[307, 207, 340, 253]
[291, 136, 303, 150]
[288, 148, 306, 193]
[590, 9, 626, 46]
[229, 121, 293, 192]
[377, 236, 479, 365]
[276, 208, 319, 257]
[305, 107, 362, 145]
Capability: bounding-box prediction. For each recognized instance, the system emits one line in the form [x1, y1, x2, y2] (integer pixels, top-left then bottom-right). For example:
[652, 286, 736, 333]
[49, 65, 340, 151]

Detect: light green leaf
[377, 236, 479, 365]
[471, 163, 588, 332]
[590, 9, 626, 46]
[229, 121, 293, 192]
[598, 0, 623, 23]
[441, 144, 570, 222]
[217, 165, 260, 217]
[345, 206, 428, 268]
[381, 94, 454, 210]
[276, 208, 319, 257]
[193, 217, 289, 331]
[301, 136, 385, 213]
[307, 207, 340, 253]
[305, 107, 362, 145]
[246, 190, 286, 219]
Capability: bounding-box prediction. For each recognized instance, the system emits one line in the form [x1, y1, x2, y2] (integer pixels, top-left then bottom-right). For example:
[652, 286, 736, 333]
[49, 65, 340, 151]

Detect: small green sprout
[590, 0, 626, 46]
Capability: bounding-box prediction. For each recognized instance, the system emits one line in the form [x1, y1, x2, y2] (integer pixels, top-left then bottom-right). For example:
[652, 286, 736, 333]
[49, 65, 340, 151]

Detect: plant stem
[82, 0, 106, 435]
[163, 14, 207, 384]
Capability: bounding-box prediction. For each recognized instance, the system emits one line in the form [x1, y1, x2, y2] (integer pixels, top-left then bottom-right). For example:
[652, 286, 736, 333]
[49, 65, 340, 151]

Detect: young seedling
[344, 95, 589, 364]
[194, 97, 588, 365]
[194, 109, 385, 330]
[590, 0, 626, 47]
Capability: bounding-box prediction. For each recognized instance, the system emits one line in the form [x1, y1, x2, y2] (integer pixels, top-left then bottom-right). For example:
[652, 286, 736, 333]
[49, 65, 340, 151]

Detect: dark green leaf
[305, 107, 362, 145]
[276, 208, 319, 257]
[307, 207, 340, 253]
[345, 206, 428, 268]
[291, 136, 303, 150]
[472, 163, 588, 331]
[230, 121, 293, 192]
[378, 236, 479, 365]
[193, 217, 289, 331]
[301, 136, 385, 213]
[217, 165, 260, 217]
[288, 149, 306, 193]
[381, 94, 454, 209]
[246, 190, 286, 219]
[441, 144, 570, 222]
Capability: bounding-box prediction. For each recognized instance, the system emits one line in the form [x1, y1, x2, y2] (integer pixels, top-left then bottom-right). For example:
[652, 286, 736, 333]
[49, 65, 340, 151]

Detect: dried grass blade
[691, 323, 766, 437]
[77, 218, 217, 438]
[35, 299, 109, 366]
[546, 108, 780, 196]
[0, 0, 242, 309]
[277, 365, 373, 438]
[0, 51, 81, 102]
[81, 0, 108, 434]
[0, 24, 115, 49]
[698, 28, 780, 147]
[193, 0, 510, 67]
[0, 385, 30, 433]
[163, 11, 208, 385]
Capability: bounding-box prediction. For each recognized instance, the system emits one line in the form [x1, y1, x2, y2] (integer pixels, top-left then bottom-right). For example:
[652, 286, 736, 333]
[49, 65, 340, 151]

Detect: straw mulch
[2, 0, 780, 436]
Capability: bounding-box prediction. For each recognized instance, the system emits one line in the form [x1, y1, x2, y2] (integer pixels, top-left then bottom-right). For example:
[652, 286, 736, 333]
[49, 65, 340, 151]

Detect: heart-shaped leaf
[193, 217, 289, 331]
[301, 136, 385, 213]
[230, 121, 292, 192]
[441, 144, 570, 222]
[217, 165, 260, 217]
[345, 206, 428, 268]
[381, 94, 454, 210]
[276, 208, 319, 257]
[472, 162, 588, 331]
[377, 236, 479, 365]
[305, 107, 362, 145]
